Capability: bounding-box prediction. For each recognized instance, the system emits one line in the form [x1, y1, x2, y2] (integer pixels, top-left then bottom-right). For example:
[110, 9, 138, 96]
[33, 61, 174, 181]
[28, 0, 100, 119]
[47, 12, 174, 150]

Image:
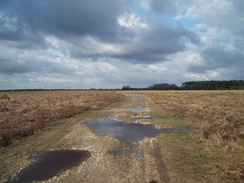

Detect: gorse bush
[0, 94, 10, 100]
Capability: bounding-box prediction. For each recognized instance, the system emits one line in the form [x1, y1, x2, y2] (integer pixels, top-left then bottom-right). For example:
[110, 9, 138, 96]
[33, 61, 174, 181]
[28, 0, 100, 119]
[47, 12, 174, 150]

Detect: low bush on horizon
[0, 91, 122, 146]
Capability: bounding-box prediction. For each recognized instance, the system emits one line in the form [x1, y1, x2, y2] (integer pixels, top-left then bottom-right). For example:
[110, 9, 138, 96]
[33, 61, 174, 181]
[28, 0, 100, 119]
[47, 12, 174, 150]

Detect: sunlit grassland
[0, 90, 123, 146]
[145, 90, 243, 148]
[134, 90, 244, 182]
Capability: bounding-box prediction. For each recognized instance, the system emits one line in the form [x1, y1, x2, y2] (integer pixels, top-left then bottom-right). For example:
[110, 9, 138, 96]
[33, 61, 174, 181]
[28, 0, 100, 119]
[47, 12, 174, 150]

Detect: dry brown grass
[138, 90, 244, 181]
[144, 90, 244, 149]
[0, 90, 123, 146]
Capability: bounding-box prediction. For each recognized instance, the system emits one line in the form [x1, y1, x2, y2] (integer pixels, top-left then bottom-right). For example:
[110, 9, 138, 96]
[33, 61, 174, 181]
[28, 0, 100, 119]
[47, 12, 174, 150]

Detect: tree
[122, 85, 132, 90]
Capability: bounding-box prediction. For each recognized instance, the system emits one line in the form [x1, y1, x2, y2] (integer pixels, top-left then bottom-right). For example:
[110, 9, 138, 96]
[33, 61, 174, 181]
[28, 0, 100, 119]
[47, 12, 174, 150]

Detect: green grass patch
[183, 135, 218, 165]
[0, 94, 10, 100]
[149, 100, 189, 129]
[191, 149, 217, 165]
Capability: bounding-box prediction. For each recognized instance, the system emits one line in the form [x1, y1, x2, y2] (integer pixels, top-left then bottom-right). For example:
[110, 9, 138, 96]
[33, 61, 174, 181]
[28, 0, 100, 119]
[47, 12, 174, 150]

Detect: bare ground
[0, 92, 229, 183]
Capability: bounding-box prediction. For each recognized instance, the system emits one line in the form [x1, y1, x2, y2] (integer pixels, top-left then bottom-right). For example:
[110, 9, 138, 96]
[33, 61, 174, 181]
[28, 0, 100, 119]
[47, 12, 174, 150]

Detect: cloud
[0, 0, 123, 42]
[185, 54, 212, 73]
[184, 39, 244, 81]
[150, 0, 177, 14]
[0, 0, 201, 64]
[0, 0, 243, 90]
[177, 0, 244, 36]
[118, 13, 147, 29]
[174, 0, 244, 81]
[202, 46, 244, 70]
[117, 23, 200, 63]
[0, 45, 75, 75]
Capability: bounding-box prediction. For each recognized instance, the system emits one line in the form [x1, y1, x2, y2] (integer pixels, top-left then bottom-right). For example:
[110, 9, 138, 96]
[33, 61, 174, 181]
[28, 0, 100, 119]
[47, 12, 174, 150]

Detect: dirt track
[1, 93, 217, 183]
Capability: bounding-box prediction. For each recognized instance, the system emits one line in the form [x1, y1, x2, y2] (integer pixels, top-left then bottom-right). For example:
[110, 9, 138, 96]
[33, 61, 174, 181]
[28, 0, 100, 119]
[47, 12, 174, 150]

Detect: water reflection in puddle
[131, 117, 154, 120]
[112, 108, 149, 113]
[86, 120, 189, 143]
[105, 116, 116, 120]
[13, 150, 90, 183]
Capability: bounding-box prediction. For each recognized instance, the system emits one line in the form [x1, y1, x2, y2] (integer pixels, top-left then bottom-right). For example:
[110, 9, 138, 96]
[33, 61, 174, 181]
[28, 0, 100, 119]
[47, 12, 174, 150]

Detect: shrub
[0, 94, 10, 100]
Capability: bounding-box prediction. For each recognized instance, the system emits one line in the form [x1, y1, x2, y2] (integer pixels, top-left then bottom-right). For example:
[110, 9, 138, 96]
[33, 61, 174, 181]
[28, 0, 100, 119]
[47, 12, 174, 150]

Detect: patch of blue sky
[151, 15, 196, 29]
[133, 6, 148, 18]
[175, 18, 200, 30]
[162, 15, 177, 25]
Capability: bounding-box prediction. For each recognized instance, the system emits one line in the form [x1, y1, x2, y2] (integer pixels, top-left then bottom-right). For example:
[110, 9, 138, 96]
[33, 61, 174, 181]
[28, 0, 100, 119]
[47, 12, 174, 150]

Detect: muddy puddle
[111, 148, 144, 161]
[13, 150, 90, 183]
[86, 120, 189, 143]
[112, 108, 149, 113]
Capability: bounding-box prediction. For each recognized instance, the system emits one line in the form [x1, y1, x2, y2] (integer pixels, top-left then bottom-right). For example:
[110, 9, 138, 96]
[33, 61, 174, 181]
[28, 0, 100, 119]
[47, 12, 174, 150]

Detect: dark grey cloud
[44, 0, 121, 39]
[150, 0, 177, 14]
[187, 45, 244, 77]
[0, 58, 31, 74]
[0, 0, 123, 42]
[0, 0, 201, 64]
[202, 47, 244, 69]
[187, 62, 212, 74]
[232, 0, 244, 12]
[113, 23, 200, 63]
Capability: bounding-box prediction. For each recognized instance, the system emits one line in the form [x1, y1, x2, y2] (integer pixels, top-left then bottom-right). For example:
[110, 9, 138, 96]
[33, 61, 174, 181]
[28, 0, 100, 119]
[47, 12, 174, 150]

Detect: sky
[0, 0, 244, 89]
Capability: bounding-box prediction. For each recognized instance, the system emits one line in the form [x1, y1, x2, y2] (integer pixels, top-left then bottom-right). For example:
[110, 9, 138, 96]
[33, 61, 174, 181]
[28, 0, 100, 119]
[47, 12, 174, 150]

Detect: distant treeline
[122, 80, 244, 90]
[181, 80, 244, 90]
[1, 80, 243, 91]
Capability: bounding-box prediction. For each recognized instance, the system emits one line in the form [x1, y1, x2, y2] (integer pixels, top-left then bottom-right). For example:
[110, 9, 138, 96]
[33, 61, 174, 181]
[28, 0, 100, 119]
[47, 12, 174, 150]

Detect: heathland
[141, 90, 244, 148]
[137, 90, 244, 181]
[0, 90, 123, 146]
[0, 90, 243, 182]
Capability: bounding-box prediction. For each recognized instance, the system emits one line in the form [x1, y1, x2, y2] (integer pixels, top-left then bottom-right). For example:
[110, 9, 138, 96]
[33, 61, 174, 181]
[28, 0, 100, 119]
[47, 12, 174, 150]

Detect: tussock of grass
[0, 91, 122, 146]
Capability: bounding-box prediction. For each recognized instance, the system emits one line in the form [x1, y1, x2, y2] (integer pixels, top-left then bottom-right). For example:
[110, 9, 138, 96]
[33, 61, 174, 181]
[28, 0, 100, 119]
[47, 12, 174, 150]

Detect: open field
[133, 90, 244, 181]
[139, 90, 244, 148]
[0, 90, 243, 182]
[0, 91, 123, 146]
